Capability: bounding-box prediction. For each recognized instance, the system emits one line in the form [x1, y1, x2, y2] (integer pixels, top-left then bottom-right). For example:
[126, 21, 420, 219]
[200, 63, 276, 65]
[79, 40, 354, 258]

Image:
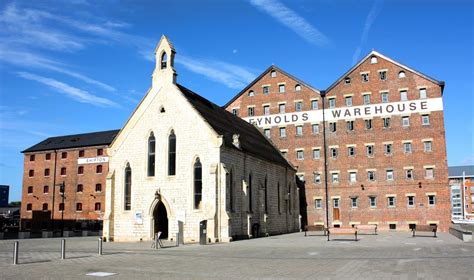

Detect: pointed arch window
[229, 169, 234, 211]
[124, 163, 132, 210]
[248, 174, 253, 212]
[161, 52, 168, 69]
[194, 158, 202, 209]
[168, 130, 176, 176]
[147, 132, 156, 176]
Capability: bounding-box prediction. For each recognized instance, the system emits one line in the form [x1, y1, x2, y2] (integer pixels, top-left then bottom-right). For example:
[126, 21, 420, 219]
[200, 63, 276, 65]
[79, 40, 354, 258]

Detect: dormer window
[344, 77, 351, 84]
[398, 71, 406, 78]
[370, 56, 378, 64]
[161, 52, 168, 69]
[271, 70, 276, 77]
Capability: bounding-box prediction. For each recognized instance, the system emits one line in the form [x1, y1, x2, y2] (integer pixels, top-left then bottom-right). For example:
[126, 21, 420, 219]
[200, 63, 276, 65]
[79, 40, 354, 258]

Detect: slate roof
[177, 84, 293, 169]
[448, 166, 474, 178]
[22, 130, 120, 153]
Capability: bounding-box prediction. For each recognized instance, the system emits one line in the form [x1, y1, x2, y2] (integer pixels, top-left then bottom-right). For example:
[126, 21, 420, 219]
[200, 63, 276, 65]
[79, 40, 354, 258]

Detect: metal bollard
[61, 239, 66, 260]
[13, 241, 19, 265]
[98, 238, 103, 255]
[176, 233, 179, 247]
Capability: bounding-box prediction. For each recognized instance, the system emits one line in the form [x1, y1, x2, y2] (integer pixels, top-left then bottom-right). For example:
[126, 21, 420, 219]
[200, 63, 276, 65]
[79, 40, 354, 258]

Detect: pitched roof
[22, 130, 120, 153]
[224, 65, 320, 108]
[326, 50, 445, 93]
[449, 166, 474, 178]
[177, 84, 293, 169]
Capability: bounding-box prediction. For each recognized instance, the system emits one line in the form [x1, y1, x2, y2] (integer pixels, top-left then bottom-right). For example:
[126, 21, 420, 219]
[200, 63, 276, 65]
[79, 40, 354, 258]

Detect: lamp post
[59, 181, 65, 237]
[320, 90, 330, 238]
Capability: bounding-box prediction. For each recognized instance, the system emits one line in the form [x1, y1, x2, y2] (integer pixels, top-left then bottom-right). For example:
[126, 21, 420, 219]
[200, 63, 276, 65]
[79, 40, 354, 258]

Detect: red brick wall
[225, 55, 450, 232]
[21, 146, 109, 232]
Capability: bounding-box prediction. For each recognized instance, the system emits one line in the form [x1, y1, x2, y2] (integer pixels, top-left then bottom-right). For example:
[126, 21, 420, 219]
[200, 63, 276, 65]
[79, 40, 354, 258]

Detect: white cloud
[16, 72, 119, 108]
[0, 47, 116, 91]
[249, 0, 330, 47]
[176, 55, 256, 89]
[352, 0, 384, 65]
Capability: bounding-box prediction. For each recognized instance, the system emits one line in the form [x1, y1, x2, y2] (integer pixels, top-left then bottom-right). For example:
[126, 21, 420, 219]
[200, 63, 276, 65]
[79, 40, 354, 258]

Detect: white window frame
[279, 127, 286, 138]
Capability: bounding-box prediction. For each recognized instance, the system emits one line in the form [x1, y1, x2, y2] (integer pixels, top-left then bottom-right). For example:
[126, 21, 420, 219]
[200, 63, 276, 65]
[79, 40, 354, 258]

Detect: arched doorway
[153, 201, 168, 239]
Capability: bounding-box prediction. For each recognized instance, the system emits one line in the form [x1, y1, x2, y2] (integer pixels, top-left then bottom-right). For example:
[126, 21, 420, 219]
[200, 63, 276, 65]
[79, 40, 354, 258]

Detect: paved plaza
[1, 232, 473, 279]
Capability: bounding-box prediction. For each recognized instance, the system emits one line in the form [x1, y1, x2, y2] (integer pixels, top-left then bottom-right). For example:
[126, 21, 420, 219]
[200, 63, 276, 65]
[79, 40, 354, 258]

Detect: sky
[0, 0, 473, 202]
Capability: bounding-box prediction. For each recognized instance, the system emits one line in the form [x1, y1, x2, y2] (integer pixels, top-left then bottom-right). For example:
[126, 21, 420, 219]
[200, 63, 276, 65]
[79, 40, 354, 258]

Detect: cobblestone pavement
[1, 232, 473, 279]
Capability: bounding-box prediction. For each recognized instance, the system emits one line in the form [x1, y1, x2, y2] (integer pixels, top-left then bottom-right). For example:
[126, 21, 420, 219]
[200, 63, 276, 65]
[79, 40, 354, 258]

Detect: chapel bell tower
[152, 35, 177, 87]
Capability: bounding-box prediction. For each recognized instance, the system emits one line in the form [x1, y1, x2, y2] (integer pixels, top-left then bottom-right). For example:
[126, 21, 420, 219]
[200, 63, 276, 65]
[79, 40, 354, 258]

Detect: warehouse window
[400, 90, 408, 101]
[383, 117, 391, 128]
[96, 165, 103, 174]
[402, 116, 410, 127]
[379, 70, 387, 81]
[419, 88, 427, 99]
[296, 125, 303, 136]
[387, 197, 396, 208]
[263, 105, 270, 115]
[328, 98, 336, 108]
[29, 154, 35, 161]
[279, 103, 286, 113]
[42, 203, 48, 211]
[330, 148, 338, 158]
[79, 150, 85, 157]
[59, 203, 64, 211]
[60, 167, 66, 176]
[428, 195, 436, 206]
[43, 185, 49, 193]
[370, 56, 378, 64]
[295, 84, 301, 91]
[315, 199, 322, 209]
[329, 122, 337, 133]
[365, 119, 373, 130]
[76, 184, 83, 193]
[248, 90, 254, 97]
[263, 86, 269, 95]
[61, 152, 67, 159]
[248, 107, 255, 117]
[405, 169, 414, 180]
[124, 163, 132, 210]
[312, 124, 319, 134]
[279, 127, 286, 138]
[271, 70, 276, 77]
[368, 171, 376, 181]
[95, 184, 102, 192]
[78, 166, 84, 175]
[44, 168, 50, 177]
[168, 130, 176, 176]
[296, 150, 304, 160]
[76, 203, 83, 211]
[345, 96, 353, 106]
[148, 132, 156, 177]
[384, 144, 392, 155]
[279, 84, 285, 93]
[361, 73, 369, 82]
[344, 77, 351, 84]
[27, 186, 33, 194]
[29, 170, 34, 177]
[398, 71, 406, 78]
[407, 196, 415, 207]
[97, 148, 104, 156]
[95, 203, 101, 211]
[422, 115, 430, 125]
[264, 129, 271, 139]
[346, 121, 354, 131]
[313, 173, 321, 184]
[363, 94, 371, 105]
[45, 153, 51, 160]
[194, 158, 202, 209]
[26, 203, 32, 211]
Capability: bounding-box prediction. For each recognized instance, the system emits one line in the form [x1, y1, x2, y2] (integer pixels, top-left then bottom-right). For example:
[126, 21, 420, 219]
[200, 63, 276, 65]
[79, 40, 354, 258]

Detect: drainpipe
[51, 150, 58, 231]
[320, 90, 330, 231]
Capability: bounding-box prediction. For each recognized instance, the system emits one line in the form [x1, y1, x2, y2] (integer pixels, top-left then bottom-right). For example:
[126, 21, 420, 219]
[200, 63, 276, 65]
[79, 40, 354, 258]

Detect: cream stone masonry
[103, 36, 299, 243]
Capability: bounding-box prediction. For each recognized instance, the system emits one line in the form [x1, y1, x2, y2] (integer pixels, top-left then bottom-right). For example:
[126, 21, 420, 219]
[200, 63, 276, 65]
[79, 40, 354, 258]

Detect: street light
[320, 90, 330, 239]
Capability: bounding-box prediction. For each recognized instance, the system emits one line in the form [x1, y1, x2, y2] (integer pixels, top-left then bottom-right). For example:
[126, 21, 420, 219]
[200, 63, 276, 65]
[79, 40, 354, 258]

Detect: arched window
[370, 56, 378, 64]
[124, 163, 132, 210]
[147, 132, 156, 176]
[194, 158, 202, 209]
[168, 130, 176, 175]
[398, 71, 406, 78]
[295, 84, 301, 91]
[264, 176, 268, 214]
[248, 90, 254, 97]
[248, 174, 253, 212]
[229, 169, 234, 211]
[161, 52, 168, 69]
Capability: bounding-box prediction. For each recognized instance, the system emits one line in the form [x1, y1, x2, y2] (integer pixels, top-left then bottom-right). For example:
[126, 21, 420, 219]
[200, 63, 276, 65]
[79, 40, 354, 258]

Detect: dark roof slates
[177, 84, 292, 169]
[22, 129, 120, 153]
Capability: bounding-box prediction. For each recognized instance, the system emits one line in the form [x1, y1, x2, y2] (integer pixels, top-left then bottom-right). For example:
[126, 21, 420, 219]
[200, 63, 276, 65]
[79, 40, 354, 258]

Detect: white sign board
[244, 98, 443, 128]
[134, 211, 143, 225]
[77, 156, 109, 165]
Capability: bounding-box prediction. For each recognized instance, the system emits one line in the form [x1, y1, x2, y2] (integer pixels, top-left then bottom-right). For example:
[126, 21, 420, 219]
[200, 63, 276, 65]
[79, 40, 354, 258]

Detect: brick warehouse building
[20, 130, 119, 234]
[225, 51, 450, 232]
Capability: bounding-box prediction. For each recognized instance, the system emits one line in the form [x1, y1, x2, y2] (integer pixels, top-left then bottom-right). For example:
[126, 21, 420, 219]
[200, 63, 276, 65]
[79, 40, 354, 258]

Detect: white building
[103, 36, 300, 242]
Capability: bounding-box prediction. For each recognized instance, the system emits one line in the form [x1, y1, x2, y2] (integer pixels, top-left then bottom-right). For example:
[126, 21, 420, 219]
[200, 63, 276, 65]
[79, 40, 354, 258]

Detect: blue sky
[0, 0, 473, 202]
